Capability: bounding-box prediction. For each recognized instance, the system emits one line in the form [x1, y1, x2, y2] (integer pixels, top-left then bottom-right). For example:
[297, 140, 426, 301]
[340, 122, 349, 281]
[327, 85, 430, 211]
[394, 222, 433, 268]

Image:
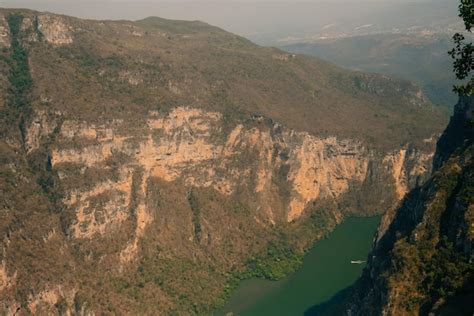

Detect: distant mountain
[0, 9, 445, 315]
[282, 33, 458, 109]
[0, 0, 462, 46]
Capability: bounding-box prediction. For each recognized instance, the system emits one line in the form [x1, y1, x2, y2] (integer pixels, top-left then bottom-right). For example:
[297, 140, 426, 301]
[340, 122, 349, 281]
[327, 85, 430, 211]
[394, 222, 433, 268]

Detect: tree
[449, 0, 474, 95]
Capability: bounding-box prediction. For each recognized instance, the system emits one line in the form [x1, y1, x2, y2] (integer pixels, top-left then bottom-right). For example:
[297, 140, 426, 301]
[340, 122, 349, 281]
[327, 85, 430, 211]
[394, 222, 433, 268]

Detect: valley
[0, 6, 460, 315]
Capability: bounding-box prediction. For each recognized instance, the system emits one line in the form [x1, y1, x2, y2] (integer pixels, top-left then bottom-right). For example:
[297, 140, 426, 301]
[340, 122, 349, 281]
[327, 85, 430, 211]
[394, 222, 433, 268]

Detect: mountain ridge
[282, 32, 459, 109]
[0, 8, 446, 150]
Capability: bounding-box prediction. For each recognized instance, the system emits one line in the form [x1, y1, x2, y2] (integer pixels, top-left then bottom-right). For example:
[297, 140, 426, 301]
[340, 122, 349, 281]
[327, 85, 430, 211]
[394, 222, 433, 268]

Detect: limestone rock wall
[30, 106, 433, 247]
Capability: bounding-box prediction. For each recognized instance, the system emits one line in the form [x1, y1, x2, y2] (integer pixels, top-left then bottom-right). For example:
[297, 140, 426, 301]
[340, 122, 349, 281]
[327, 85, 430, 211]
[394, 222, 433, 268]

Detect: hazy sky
[0, 0, 460, 44]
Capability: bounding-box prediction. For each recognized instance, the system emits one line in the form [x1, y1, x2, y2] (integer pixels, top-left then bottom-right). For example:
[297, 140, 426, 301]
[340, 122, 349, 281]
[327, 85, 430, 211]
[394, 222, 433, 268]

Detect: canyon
[0, 9, 446, 314]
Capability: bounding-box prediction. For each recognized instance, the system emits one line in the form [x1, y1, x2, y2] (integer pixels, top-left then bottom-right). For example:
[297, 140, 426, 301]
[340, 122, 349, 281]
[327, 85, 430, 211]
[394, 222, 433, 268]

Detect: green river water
[220, 216, 381, 316]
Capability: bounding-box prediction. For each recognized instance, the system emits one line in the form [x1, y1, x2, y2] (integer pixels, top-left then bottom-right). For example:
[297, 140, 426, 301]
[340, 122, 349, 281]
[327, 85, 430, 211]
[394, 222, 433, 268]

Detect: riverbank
[219, 216, 381, 315]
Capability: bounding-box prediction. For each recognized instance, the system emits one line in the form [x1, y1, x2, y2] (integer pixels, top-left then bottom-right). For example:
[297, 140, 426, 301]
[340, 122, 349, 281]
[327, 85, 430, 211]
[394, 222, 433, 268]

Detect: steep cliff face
[36, 106, 433, 234]
[347, 96, 474, 316]
[0, 9, 446, 315]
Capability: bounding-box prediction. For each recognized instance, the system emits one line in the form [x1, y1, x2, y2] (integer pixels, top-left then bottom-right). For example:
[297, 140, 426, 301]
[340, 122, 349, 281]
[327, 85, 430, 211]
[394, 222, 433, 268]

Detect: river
[219, 216, 380, 316]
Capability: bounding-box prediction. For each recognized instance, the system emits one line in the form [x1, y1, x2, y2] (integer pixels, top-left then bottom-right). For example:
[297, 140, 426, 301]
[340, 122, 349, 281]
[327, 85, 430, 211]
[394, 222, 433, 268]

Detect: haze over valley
[0, 1, 463, 44]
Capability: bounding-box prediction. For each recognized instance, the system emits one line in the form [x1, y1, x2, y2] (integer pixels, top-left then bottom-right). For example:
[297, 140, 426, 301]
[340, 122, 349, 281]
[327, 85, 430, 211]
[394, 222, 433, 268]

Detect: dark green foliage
[6, 14, 33, 112]
[308, 208, 333, 231]
[225, 237, 302, 291]
[217, 238, 304, 309]
[459, 0, 474, 31]
[449, 0, 474, 95]
[242, 240, 303, 281]
[0, 13, 35, 145]
[449, 33, 473, 95]
[450, 33, 473, 82]
[187, 189, 202, 243]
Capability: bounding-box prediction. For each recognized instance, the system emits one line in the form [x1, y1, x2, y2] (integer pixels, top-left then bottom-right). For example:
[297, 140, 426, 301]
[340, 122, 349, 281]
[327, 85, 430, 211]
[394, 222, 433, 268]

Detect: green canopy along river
[220, 216, 381, 316]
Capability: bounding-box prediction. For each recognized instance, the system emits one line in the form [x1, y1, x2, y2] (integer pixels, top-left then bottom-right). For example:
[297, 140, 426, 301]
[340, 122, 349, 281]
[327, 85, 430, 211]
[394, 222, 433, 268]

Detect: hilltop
[0, 9, 446, 150]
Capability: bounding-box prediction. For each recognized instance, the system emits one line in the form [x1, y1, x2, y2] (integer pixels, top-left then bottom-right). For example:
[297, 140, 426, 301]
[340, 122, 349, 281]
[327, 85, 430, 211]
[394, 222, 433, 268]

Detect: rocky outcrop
[24, 110, 59, 153]
[48, 107, 431, 238]
[27, 286, 76, 315]
[16, 13, 73, 45]
[0, 13, 9, 48]
[37, 14, 73, 45]
[0, 261, 15, 293]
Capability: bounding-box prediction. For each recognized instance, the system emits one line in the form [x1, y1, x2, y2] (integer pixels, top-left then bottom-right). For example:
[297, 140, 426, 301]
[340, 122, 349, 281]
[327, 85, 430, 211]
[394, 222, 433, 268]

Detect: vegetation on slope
[3, 9, 446, 151]
[346, 140, 473, 315]
[389, 149, 473, 314]
[0, 8, 447, 315]
[7, 14, 32, 110]
[1, 13, 32, 140]
[0, 13, 74, 315]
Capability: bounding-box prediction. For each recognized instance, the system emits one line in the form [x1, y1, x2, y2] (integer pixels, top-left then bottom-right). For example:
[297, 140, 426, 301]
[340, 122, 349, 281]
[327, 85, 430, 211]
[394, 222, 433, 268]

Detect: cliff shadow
[303, 286, 352, 316]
